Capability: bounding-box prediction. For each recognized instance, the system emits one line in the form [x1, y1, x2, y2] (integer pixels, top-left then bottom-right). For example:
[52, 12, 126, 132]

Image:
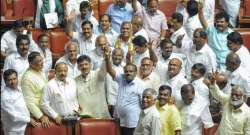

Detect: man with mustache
[105, 47, 146, 135]
[207, 71, 250, 135]
[67, 20, 97, 55]
[42, 62, 80, 125]
[199, 4, 233, 71]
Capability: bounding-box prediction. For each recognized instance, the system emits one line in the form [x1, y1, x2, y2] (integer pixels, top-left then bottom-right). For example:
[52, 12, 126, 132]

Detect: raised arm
[148, 39, 158, 66]
[198, 2, 208, 29]
[66, 10, 77, 38]
[132, 0, 138, 12]
[104, 47, 117, 79]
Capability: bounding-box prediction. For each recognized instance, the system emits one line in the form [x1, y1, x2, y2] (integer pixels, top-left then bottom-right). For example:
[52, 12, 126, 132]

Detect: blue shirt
[106, 3, 134, 33]
[114, 73, 145, 128]
[206, 25, 233, 71]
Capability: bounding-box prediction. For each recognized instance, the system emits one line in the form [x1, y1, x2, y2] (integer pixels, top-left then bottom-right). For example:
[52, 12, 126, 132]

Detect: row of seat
[1, 0, 179, 21]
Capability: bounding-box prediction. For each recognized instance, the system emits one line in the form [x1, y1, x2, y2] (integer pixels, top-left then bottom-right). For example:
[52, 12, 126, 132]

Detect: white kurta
[1, 87, 30, 135]
[76, 69, 110, 118]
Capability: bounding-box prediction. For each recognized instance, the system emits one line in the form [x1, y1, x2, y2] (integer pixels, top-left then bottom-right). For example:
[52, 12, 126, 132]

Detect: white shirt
[72, 14, 99, 33]
[156, 52, 187, 83]
[235, 45, 250, 70]
[191, 77, 210, 104]
[164, 72, 188, 108]
[227, 66, 250, 97]
[35, 47, 53, 76]
[42, 78, 79, 119]
[105, 63, 124, 106]
[221, 0, 241, 27]
[56, 55, 81, 79]
[186, 43, 217, 76]
[114, 74, 146, 128]
[72, 32, 97, 55]
[180, 95, 214, 135]
[139, 72, 161, 91]
[96, 28, 118, 47]
[176, 0, 215, 26]
[134, 28, 149, 42]
[133, 49, 150, 67]
[183, 14, 202, 39]
[66, 0, 85, 16]
[1, 86, 30, 132]
[1, 30, 38, 56]
[134, 105, 162, 135]
[87, 49, 104, 70]
[3, 53, 29, 84]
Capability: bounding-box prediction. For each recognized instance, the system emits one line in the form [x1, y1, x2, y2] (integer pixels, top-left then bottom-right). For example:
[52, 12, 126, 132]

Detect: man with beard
[105, 48, 125, 116]
[199, 6, 233, 71]
[56, 41, 81, 79]
[105, 48, 146, 135]
[106, 0, 133, 33]
[139, 57, 160, 91]
[67, 20, 97, 55]
[180, 84, 214, 135]
[76, 55, 110, 118]
[207, 71, 250, 135]
[156, 85, 181, 135]
[155, 39, 186, 83]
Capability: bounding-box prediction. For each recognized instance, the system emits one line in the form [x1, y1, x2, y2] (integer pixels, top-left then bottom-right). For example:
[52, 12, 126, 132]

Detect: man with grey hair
[56, 41, 80, 79]
[134, 88, 162, 135]
[207, 71, 250, 135]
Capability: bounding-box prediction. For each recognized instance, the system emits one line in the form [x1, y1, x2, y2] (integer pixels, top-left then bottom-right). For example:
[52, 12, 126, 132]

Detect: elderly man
[156, 85, 181, 135]
[139, 57, 160, 90]
[131, 15, 149, 41]
[22, 52, 50, 128]
[67, 20, 97, 55]
[132, 0, 168, 47]
[1, 69, 30, 135]
[56, 41, 81, 79]
[106, 0, 133, 33]
[76, 55, 110, 118]
[88, 35, 109, 70]
[180, 84, 214, 135]
[134, 88, 162, 135]
[3, 35, 30, 85]
[42, 62, 79, 125]
[105, 48, 146, 135]
[199, 7, 233, 71]
[225, 53, 250, 102]
[105, 48, 125, 116]
[227, 31, 250, 70]
[208, 71, 250, 135]
[164, 58, 188, 108]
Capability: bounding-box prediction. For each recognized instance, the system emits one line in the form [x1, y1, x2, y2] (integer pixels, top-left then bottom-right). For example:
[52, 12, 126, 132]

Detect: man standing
[105, 48, 146, 135]
[42, 62, 79, 125]
[22, 52, 50, 128]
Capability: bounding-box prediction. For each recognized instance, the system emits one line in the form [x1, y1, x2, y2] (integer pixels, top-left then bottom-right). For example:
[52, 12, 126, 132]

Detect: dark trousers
[120, 127, 135, 135]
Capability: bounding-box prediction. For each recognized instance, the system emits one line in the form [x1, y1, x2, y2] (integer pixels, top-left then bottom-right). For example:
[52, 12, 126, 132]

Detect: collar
[123, 75, 138, 85]
[216, 27, 232, 34]
[192, 77, 204, 84]
[146, 9, 160, 16]
[230, 66, 241, 77]
[56, 78, 69, 86]
[15, 52, 27, 59]
[168, 72, 184, 82]
[143, 105, 155, 114]
[114, 3, 129, 10]
[139, 71, 154, 81]
[192, 43, 208, 54]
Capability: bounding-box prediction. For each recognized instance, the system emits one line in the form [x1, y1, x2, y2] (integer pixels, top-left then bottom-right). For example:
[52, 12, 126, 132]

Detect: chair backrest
[25, 123, 70, 135]
[158, 0, 179, 17]
[243, 0, 250, 17]
[13, 0, 35, 19]
[50, 30, 70, 57]
[79, 118, 120, 135]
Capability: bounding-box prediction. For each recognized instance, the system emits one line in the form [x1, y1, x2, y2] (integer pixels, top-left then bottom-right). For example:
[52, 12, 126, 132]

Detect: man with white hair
[134, 88, 162, 135]
[208, 72, 250, 135]
[56, 41, 80, 79]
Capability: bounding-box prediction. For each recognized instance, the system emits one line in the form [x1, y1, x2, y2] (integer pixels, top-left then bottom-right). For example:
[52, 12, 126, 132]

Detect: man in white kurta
[76, 55, 110, 118]
[42, 63, 79, 123]
[1, 69, 30, 135]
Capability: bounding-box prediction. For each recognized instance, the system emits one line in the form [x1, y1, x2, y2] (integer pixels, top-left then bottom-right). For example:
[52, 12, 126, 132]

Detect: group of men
[1, 0, 250, 135]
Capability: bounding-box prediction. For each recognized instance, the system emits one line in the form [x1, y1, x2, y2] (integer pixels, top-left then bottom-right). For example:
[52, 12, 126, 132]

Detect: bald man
[131, 15, 149, 41]
[165, 58, 188, 108]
